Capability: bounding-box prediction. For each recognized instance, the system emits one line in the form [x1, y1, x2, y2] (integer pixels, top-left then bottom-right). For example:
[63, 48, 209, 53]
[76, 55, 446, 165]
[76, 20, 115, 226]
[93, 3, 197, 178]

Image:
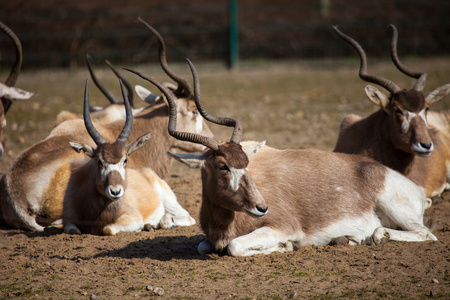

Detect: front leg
[103, 214, 142, 235]
[227, 227, 292, 257]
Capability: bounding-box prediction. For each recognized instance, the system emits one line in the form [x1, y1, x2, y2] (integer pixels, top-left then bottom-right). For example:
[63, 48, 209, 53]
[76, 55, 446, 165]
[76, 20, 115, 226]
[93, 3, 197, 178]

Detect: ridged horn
[186, 58, 242, 144]
[389, 24, 427, 92]
[124, 67, 219, 150]
[332, 25, 401, 94]
[116, 79, 133, 144]
[83, 79, 107, 145]
[137, 17, 193, 98]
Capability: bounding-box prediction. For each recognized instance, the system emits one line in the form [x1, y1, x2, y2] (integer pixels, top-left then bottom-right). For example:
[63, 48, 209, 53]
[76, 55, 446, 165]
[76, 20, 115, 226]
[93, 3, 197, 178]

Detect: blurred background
[1, 0, 449, 70]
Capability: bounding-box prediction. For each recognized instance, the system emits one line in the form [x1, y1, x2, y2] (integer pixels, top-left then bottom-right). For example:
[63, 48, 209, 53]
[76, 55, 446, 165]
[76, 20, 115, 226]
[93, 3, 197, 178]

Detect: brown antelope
[0, 21, 34, 157]
[0, 19, 213, 232]
[63, 79, 195, 235]
[129, 59, 436, 257]
[332, 25, 450, 200]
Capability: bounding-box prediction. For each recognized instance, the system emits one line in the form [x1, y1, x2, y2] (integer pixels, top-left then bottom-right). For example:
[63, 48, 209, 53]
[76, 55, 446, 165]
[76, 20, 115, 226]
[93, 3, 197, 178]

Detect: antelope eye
[218, 163, 229, 172]
[123, 158, 128, 165]
[394, 108, 403, 116]
[97, 160, 104, 168]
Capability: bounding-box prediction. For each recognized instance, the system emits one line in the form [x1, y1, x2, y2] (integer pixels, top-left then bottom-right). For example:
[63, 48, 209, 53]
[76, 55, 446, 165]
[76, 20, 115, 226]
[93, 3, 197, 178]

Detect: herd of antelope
[0, 19, 448, 256]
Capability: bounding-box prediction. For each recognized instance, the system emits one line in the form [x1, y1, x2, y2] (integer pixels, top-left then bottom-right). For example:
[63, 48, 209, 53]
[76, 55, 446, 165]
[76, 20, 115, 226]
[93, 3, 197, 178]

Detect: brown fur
[334, 104, 450, 198]
[1, 96, 213, 231]
[199, 144, 386, 252]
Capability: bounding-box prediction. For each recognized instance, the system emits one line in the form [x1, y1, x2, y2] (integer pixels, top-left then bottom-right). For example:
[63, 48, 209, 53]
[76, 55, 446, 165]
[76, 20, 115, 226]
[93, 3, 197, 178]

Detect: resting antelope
[0, 21, 34, 157]
[63, 79, 195, 235]
[332, 25, 450, 199]
[0, 19, 213, 232]
[129, 59, 436, 257]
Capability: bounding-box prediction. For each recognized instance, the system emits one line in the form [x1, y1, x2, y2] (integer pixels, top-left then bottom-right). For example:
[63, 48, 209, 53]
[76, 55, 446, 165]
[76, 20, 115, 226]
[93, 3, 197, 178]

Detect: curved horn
[389, 24, 427, 92]
[186, 58, 242, 144]
[332, 25, 401, 94]
[116, 79, 133, 144]
[0, 21, 22, 87]
[86, 54, 119, 104]
[137, 17, 193, 98]
[83, 79, 107, 145]
[124, 68, 219, 150]
[105, 60, 134, 107]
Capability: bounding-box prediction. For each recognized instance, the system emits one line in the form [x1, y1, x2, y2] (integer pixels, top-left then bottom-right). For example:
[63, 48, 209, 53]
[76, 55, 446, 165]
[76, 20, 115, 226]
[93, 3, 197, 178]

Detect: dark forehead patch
[215, 142, 249, 169]
[98, 141, 127, 164]
[393, 89, 426, 112]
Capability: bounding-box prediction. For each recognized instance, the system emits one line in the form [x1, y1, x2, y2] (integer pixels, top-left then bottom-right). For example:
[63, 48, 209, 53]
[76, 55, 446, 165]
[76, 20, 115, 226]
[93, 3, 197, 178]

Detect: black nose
[420, 142, 433, 150]
[256, 205, 268, 213]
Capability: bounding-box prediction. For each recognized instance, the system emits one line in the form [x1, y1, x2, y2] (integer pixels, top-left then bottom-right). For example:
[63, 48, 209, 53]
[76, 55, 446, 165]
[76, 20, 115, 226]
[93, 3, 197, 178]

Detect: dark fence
[0, 0, 449, 70]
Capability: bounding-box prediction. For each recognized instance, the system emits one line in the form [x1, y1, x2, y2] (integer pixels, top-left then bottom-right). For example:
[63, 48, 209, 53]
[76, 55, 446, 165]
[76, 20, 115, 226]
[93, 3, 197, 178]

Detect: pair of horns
[125, 59, 242, 151]
[85, 54, 134, 107]
[332, 24, 427, 94]
[83, 79, 133, 146]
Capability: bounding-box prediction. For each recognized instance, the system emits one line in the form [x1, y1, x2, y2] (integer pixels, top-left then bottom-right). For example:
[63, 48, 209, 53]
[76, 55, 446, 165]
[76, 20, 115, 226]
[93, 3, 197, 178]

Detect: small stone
[90, 294, 99, 300]
[146, 285, 153, 291]
[432, 278, 439, 284]
[289, 291, 298, 298]
[153, 287, 164, 296]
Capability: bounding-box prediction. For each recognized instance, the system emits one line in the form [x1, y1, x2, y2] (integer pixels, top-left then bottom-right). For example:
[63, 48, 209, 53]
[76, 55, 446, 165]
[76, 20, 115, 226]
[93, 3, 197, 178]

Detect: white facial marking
[100, 158, 126, 181]
[230, 167, 246, 192]
[195, 113, 203, 134]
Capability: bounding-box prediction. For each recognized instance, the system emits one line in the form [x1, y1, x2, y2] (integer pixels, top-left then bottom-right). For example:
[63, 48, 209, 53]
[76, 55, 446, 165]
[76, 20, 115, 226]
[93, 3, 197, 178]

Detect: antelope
[63, 79, 195, 235]
[332, 25, 450, 200]
[0, 21, 34, 157]
[0, 19, 213, 232]
[129, 59, 437, 257]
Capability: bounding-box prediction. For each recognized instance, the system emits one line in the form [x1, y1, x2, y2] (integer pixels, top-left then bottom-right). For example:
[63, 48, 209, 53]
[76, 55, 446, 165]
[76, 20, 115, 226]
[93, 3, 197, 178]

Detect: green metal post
[228, 0, 239, 68]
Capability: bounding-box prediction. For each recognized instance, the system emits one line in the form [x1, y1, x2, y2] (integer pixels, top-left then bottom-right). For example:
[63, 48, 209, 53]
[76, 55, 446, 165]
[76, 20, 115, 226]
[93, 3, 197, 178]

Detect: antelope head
[69, 79, 151, 200]
[333, 25, 450, 157]
[126, 60, 268, 218]
[0, 21, 34, 157]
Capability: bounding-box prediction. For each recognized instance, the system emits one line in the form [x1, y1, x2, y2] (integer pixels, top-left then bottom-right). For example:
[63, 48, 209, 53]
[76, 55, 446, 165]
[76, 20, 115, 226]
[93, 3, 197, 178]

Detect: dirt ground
[0, 59, 449, 299]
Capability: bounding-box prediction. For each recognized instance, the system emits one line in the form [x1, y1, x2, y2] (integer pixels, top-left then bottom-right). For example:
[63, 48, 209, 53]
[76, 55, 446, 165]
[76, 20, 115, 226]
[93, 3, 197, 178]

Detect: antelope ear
[134, 85, 159, 104]
[425, 84, 450, 106]
[69, 142, 95, 157]
[166, 152, 205, 169]
[0, 83, 34, 100]
[364, 85, 390, 109]
[241, 140, 266, 159]
[127, 133, 152, 155]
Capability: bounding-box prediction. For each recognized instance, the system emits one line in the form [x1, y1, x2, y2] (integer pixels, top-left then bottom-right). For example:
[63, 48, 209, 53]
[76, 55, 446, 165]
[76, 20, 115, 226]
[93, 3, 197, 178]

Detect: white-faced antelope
[133, 59, 436, 257]
[332, 25, 450, 200]
[63, 79, 195, 235]
[0, 19, 213, 232]
[0, 21, 34, 157]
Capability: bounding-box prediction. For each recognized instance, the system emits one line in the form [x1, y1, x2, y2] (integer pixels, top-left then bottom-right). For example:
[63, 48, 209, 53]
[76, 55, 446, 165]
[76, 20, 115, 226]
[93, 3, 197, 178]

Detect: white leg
[371, 226, 437, 244]
[103, 214, 142, 235]
[374, 169, 436, 242]
[155, 179, 196, 227]
[227, 227, 290, 257]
